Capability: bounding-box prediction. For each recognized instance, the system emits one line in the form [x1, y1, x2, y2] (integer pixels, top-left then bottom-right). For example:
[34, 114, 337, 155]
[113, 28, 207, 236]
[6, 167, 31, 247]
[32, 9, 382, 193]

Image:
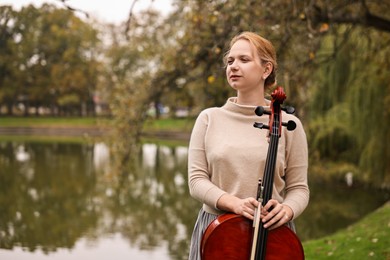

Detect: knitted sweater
[188, 97, 309, 219]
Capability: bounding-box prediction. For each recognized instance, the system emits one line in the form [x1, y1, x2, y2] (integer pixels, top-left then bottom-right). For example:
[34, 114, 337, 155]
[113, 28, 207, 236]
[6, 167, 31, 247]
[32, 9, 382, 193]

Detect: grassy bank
[303, 201, 390, 259]
[0, 116, 195, 132]
[0, 116, 99, 127]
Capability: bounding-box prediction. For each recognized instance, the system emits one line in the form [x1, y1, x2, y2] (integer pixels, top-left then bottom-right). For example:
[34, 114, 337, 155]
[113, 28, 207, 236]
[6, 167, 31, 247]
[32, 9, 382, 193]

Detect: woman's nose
[230, 61, 239, 71]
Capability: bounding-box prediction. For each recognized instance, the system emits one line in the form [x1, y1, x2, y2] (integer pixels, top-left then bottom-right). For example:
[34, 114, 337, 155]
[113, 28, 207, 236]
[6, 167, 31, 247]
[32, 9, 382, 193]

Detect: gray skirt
[188, 209, 218, 260]
[188, 208, 296, 260]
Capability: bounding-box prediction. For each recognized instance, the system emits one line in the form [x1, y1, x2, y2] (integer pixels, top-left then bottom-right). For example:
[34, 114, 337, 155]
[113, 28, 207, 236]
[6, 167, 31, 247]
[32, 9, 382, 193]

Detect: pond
[0, 139, 388, 260]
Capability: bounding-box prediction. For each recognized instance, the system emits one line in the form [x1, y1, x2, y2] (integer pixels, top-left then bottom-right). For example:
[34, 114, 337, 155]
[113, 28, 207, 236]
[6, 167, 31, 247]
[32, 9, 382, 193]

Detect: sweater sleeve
[282, 116, 309, 219]
[187, 110, 226, 209]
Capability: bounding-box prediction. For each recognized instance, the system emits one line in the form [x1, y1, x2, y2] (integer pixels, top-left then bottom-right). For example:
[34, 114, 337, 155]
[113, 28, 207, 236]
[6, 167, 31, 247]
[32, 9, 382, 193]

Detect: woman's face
[226, 39, 268, 93]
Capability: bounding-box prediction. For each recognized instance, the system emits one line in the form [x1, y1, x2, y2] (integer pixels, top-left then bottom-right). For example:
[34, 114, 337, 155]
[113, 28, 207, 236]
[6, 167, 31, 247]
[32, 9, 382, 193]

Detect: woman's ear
[263, 62, 273, 80]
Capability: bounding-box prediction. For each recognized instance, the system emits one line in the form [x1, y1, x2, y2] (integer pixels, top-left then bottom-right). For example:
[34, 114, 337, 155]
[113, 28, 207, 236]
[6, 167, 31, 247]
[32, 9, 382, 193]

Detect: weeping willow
[308, 27, 390, 186]
[348, 31, 390, 186]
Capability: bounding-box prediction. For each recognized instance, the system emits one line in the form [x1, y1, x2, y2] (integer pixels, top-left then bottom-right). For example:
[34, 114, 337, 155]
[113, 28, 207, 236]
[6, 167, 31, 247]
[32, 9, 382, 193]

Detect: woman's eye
[227, 59, 234, 65]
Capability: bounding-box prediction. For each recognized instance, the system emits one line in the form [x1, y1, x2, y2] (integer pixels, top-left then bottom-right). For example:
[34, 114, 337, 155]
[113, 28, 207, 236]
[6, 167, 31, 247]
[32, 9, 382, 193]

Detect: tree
[0, 4, 100, 116]
[0, 6, 21, 115]
[102, 9, 172, 169]
[308, 26, 390, 185]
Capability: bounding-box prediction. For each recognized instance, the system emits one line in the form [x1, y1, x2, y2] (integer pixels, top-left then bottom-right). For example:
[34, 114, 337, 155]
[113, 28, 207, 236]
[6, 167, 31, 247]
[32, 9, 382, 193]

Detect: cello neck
[251, 86, 287, 260]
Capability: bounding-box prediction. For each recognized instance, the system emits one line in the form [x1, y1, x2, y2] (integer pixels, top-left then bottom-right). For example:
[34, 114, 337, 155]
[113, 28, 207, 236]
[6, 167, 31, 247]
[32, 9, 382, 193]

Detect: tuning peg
[282, 106, 295, 114]
[282, 120, 296, 131]
[253, 122, 269, 129]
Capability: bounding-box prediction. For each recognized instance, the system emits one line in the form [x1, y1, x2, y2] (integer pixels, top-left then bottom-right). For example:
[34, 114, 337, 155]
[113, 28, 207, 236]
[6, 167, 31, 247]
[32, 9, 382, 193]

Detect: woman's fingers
[260, 200, 292, 229]
[237, 197, 259, 219]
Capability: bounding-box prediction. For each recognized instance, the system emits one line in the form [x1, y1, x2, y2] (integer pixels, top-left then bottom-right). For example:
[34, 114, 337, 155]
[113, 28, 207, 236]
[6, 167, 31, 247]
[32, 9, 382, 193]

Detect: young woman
[187, 31, 309, 259]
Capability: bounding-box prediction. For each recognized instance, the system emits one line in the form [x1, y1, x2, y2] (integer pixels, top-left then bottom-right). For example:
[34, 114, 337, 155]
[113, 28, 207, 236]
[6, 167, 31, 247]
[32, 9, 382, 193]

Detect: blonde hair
[224, 31, 278, 89]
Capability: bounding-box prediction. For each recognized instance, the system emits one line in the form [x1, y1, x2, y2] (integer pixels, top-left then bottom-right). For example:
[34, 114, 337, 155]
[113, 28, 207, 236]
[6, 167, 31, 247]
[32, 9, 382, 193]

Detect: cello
[200, 87, 304, 260]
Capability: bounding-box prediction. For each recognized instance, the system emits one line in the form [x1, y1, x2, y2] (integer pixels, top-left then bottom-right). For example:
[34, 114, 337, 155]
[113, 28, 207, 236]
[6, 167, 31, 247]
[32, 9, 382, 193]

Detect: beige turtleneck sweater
[188, 97, 309, 219]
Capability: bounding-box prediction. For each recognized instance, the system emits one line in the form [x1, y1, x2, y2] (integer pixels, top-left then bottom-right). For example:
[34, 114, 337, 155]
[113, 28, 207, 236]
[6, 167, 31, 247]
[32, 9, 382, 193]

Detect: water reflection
[15, 145, 30, 162]
[0, 140, 200, 260]
[0, 140, 388, 260]
[0, 141, 98, 254]
[93, 142, 110, 171]
[102, 142, 200, 259]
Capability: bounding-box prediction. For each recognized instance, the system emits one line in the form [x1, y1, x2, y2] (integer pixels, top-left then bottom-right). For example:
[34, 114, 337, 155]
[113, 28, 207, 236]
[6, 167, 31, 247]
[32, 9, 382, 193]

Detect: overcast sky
[0, 0, 173, 24]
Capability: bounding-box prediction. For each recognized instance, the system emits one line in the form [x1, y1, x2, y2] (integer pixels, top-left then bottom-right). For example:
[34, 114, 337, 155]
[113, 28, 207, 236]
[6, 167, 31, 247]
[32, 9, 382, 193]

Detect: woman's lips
[230, 75, 241, 80]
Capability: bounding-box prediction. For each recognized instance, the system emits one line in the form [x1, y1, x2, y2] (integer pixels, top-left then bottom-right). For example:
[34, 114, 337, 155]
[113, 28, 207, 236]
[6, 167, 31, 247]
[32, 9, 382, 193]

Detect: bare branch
[57, 0, 89, 18]
[125, 0, 139, 40]
[306, 1, 390, 33]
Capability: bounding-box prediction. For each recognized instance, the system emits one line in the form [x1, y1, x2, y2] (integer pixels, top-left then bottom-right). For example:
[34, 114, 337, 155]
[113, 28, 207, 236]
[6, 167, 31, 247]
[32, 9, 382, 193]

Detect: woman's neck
[236, 91, 266, 106]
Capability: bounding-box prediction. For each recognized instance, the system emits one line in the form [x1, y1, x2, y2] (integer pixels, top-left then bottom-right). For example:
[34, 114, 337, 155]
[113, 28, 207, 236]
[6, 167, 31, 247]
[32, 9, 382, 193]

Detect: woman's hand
[261, 199, 293, 230]
[217, 194, 259, 220]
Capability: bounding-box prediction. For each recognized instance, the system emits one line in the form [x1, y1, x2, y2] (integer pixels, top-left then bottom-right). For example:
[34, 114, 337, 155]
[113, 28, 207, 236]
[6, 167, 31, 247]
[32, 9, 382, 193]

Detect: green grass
[0, 116, 100, 127]
[0, 135, 91, 144]
[303, 202, 390, 260]
[0, 116, 195, 132]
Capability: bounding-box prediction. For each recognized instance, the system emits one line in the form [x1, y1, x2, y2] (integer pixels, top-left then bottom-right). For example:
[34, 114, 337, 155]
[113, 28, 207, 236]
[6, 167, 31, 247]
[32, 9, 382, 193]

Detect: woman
[187, 31, 309, 259]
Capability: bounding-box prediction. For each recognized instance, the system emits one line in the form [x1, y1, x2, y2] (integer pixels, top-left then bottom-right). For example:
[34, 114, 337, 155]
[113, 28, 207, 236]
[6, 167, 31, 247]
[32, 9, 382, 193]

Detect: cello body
[201, 213, 304, 260]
